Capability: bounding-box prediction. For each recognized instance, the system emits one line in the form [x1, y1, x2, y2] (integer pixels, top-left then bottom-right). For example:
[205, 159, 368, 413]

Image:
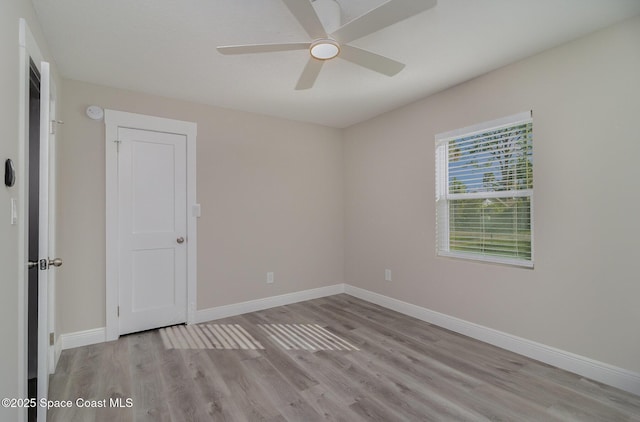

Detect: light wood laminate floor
[48, 294, 640, 421]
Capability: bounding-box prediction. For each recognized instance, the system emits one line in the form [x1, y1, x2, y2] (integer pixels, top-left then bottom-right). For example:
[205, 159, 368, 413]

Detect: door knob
[48, 258, 63, 267]
[177, 237, 185, 244]
[28, 258, 62, 269]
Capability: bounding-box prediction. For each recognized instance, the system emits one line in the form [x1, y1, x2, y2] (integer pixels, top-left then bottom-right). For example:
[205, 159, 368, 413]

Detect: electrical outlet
[385, 269, 392, 282]
[267, 272, 274, 284]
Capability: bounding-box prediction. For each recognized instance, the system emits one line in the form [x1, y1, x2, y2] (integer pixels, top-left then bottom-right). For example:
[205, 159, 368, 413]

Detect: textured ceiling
[32, 0, 640, 128]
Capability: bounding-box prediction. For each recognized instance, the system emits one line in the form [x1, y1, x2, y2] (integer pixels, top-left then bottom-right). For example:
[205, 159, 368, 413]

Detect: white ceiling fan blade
[281, 0, 327, 39]
[339, 45, 405, 76]
[217, 42, 311, 55]
[295, 58, 324, 90]
[330, 0, 437, 44]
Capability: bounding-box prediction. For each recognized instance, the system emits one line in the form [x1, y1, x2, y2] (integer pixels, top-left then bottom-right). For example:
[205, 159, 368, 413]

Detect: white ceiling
[32, 0, 640, 128]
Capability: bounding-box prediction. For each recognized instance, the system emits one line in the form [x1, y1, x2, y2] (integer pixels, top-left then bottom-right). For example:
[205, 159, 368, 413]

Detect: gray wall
[344, 16, 640, 373]
[57, 80, 345, 334]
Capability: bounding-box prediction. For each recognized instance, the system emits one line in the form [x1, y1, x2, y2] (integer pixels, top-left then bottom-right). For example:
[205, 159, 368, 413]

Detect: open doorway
[19, 19, 59, 422]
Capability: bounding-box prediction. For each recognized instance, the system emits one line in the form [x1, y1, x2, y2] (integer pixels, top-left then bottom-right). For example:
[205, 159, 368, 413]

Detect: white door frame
[105, 110, 198, 342]
[37, 60, 52, 422]
[18, 18, 57, 422]
[48, 91, 59, 372]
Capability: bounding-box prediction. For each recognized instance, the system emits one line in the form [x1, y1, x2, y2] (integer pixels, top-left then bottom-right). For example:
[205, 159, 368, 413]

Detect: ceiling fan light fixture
[217, 0, 437, 89]
[310, 39, 340, 60]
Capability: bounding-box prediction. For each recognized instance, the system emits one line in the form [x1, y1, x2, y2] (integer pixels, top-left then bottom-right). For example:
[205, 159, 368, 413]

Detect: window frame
[435, 111, 534, 268]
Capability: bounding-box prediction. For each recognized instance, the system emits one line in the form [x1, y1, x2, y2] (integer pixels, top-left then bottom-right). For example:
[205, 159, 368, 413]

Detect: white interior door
[118, 127, 188, 335]
[47, 85, 58, 375]
[19, 20, 58, 422]
[37, 60, 51, 422]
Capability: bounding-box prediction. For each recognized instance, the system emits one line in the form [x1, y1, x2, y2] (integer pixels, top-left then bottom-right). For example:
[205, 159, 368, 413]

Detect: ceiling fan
[217, 0, 437, 90]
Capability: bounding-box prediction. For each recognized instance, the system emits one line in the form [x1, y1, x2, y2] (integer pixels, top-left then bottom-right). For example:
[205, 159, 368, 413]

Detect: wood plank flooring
[48, 294, 640, 421]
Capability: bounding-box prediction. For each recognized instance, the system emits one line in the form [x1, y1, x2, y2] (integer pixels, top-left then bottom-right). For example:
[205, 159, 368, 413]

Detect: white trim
[343, 285, 640, 396]
[57, 285, 345, 350]
[59, 328, 106, 350]
[48, 89, 58, 375]
[53, 335, 62, 371]
[437, 251, 534, 269]
[104, 110, 197, 341]
[53, 283, 640, 396]
[195, 284, 345, 323]
[36, 61, 51, 422]
[435, 110, 532, 143]
[434, 112, 534, 269]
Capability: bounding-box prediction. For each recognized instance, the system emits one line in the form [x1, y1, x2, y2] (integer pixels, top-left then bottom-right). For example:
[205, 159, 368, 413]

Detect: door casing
[105, 110, 198, 341]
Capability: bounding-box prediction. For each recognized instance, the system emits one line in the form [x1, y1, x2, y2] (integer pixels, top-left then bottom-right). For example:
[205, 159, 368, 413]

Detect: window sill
[437, 250, 534, 269]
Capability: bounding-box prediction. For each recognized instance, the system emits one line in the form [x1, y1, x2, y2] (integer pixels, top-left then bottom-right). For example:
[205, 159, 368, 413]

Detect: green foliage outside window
[442, 120, 533, 262]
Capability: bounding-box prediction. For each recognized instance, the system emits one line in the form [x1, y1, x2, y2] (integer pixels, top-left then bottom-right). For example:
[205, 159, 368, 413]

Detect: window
[435, 111, 533, 267]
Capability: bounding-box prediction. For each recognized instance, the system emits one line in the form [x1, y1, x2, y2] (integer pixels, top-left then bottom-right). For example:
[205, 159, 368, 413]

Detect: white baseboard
[195, 284, 345, 323]
[60, 327, 106, 350]
[52, 335, 62, 372]
[56, 285, 344, 353]
[53, 283, 640, 396]
[344, 284, 640, 396]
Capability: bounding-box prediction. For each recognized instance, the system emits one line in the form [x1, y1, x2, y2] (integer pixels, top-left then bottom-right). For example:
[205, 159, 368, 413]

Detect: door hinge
[49, 332, 54, 346]
[114, 139, 122, 153]
[117, 306, 120, 317]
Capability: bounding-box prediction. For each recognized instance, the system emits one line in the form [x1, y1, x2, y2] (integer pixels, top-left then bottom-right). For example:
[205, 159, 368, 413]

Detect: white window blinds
[435, 111, 534, 267]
